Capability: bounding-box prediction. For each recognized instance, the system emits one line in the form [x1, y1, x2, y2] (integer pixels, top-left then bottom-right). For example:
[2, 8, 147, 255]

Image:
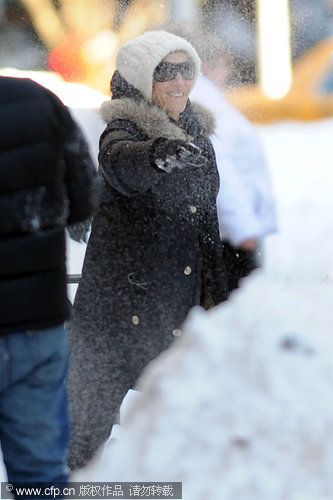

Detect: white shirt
[190, 74, 278, 246]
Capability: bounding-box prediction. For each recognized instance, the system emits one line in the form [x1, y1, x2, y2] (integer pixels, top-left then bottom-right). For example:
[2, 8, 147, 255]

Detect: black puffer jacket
[68, 74, 228, 469]
[0, 76, 99, 333]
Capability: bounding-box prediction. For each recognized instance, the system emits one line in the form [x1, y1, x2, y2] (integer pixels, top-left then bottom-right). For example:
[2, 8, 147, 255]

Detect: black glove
[153, 138, 207, 173]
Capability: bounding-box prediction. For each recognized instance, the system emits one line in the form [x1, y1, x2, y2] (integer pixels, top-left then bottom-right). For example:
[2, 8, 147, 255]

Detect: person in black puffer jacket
[0, 76, 100, 492]
[68, 30, 229, 470]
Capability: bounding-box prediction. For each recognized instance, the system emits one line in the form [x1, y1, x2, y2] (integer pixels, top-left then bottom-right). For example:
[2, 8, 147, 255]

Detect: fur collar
[100, 98, 215, 141]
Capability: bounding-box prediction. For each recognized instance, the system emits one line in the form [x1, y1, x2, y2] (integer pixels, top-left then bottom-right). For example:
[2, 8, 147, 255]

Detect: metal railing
[67, 274, 82, 284]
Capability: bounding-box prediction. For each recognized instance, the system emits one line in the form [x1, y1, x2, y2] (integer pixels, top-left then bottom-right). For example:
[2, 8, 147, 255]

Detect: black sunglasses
[153, 60, 195, 82]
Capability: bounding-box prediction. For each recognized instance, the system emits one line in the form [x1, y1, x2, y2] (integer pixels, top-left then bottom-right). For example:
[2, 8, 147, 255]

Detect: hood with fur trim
[100, 98, 215, 142]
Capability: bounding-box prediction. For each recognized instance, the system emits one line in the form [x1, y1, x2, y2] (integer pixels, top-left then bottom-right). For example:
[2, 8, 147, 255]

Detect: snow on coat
[67, 76, 228, 469]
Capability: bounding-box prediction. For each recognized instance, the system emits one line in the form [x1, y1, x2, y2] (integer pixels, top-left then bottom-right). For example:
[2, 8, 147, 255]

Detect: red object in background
[48, 34, 87, 82]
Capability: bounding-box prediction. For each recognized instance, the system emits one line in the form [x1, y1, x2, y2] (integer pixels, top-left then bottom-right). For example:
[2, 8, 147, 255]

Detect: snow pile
[74, 271, 333, 499]
[260, 118, 333, 284]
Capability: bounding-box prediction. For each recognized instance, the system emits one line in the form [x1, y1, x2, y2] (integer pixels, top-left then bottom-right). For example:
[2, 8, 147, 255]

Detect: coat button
[132, 315, 140, 325]
[184, 266, 192, 275]
[189, 205, 197, 213]
[172, 329, 182, 337]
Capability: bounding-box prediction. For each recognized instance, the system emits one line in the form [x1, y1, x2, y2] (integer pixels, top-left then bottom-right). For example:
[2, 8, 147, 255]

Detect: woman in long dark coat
[68, 30, 228, 469]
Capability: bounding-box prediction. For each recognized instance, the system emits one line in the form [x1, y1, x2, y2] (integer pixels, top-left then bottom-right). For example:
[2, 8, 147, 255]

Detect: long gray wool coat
[67, 75, 228, 469]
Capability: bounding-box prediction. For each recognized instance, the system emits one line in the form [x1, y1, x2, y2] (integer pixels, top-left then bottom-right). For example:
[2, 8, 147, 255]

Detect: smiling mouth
[169, 92, 184, 97]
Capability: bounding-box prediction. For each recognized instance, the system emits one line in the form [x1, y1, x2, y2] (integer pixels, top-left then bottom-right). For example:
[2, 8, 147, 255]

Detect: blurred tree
[18, 0, 169, 92]
[20, 0, 67, 48]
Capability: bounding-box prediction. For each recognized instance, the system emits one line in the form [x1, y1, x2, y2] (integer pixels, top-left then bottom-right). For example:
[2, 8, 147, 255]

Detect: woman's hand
[153, 138, 207, 173]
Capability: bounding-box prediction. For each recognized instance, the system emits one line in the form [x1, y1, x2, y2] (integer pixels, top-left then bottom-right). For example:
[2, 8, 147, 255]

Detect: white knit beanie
[116, 30, 201, 102]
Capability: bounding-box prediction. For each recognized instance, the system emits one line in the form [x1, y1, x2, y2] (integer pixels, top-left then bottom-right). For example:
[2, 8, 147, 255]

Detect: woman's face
[152, 51, 193, 121]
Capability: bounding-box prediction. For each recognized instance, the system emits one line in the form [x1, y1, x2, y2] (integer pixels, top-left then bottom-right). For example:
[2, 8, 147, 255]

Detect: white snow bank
[73, 272, 333, 499]
[259, 118, 333, 284]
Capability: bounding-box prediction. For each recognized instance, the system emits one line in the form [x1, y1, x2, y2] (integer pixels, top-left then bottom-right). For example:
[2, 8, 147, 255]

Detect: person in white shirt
[188, 31, 278, 291]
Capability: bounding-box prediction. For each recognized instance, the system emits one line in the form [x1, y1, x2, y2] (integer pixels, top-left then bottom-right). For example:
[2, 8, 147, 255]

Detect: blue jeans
[0, 324, 70, 485]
